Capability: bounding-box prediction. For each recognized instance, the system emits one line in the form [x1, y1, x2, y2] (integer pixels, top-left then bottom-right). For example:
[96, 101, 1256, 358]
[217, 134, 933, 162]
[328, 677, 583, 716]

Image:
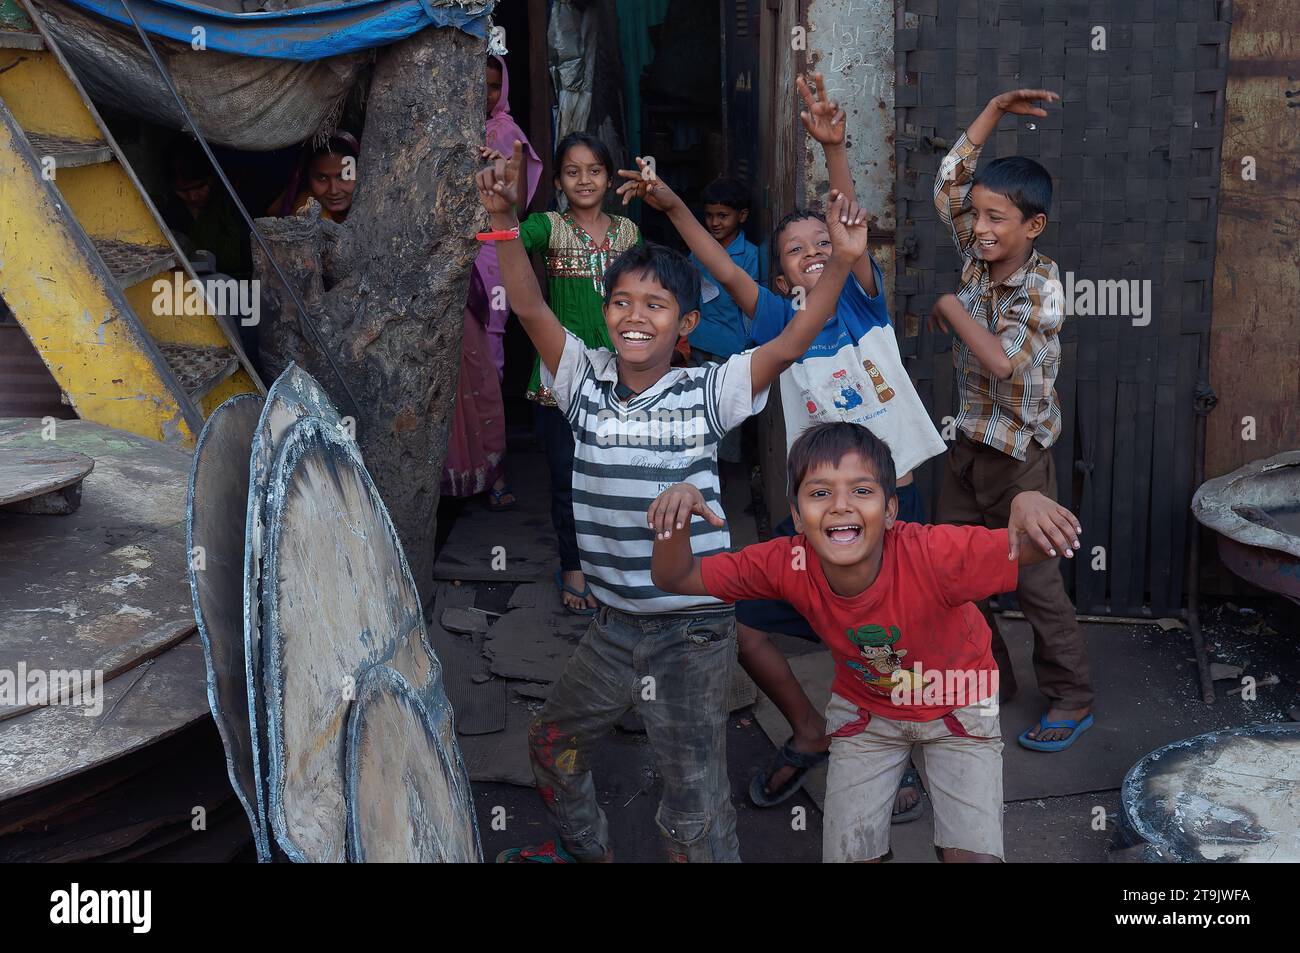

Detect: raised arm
[616, 162, 761, 317]
[477, 141, 567, 377]
[748, 191, 868, 397]
[934, 89, 1059, 253]
[648, 483, 724, 597]
[798, 73, 876, 296]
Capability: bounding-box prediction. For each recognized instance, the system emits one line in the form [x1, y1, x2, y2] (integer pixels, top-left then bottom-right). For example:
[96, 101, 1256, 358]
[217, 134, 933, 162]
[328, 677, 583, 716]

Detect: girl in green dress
[520, 132, 641, 613]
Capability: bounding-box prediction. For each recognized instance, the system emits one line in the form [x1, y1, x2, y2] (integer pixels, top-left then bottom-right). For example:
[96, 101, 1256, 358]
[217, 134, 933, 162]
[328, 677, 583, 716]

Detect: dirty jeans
[528, 605, 740, 862]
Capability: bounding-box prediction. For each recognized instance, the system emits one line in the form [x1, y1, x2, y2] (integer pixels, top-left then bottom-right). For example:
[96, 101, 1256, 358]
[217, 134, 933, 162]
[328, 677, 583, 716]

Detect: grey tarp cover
[32, 0, 366, 150]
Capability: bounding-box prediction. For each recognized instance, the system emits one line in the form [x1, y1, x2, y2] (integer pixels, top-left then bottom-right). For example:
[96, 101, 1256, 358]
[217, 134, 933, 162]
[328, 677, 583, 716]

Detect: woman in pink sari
[441, 55, 542, 508]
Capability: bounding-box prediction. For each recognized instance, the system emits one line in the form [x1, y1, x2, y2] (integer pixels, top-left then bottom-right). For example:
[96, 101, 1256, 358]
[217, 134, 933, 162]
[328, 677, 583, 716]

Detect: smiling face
[791, 451, 897, 572]
[968, 184, 1045, 267]
[773, 216, 832, 296]
[604, 270, 698, 376]
[555, 143, 609, 211]
[704, 203, 747, 245]
[486, 61, 503, 117]
[308, 153, 356, 217]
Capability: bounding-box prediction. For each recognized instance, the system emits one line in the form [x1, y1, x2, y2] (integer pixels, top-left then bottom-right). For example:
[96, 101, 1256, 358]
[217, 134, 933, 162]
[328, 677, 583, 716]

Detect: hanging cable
[113, 0, 362, 419]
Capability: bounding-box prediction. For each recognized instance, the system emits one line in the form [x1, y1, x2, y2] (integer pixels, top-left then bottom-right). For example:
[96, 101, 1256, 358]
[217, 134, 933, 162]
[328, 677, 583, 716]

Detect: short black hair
[770, 207, 827, 272]
[603, 242, 701, 316]
[973, 156, 1052, 220]
[786, 422, 897, 512]
[554, 131, 615, 177]
[701, 177, 751, 212]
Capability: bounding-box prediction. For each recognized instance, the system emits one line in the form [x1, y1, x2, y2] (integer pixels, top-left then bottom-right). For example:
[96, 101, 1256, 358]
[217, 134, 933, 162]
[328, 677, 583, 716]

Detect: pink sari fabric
[476, 53, 542, 378]
[441, 271, 507, 498]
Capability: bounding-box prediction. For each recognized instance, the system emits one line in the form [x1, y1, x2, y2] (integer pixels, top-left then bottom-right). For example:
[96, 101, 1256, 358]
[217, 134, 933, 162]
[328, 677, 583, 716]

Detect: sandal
[1018, 712, 1094, 752]
[487, 484, 517, 512]
[555, 569, 597, 616]
[748, 737, 829, 807]
[496, 840, 576, 863]
[891, 765, 925, 824]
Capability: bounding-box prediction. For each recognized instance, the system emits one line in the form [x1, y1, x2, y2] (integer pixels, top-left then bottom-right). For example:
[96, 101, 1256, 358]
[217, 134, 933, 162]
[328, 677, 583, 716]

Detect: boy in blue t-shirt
[687, 177, 761, 463]
[619, 72, 946, 820]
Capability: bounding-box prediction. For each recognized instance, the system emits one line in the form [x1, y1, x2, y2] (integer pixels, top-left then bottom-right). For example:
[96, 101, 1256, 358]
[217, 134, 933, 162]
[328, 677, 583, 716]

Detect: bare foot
[560, 569, 598, 612]
[1025, 706, 1090, 744]
[894, 767, 921, 815]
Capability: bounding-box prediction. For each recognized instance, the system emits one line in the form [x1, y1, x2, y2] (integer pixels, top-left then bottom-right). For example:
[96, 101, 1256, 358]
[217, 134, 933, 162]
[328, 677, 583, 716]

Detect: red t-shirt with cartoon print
[700, 522, 1019, 721]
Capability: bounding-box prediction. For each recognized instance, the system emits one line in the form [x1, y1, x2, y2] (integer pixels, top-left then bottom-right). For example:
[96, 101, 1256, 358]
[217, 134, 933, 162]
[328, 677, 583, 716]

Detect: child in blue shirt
[687, 178, 761, 464]
[619, 72, 946, 821]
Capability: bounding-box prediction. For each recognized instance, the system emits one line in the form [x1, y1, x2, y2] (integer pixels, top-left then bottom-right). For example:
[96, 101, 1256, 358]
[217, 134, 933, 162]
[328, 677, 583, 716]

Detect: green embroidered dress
[520, 210, 642, 405]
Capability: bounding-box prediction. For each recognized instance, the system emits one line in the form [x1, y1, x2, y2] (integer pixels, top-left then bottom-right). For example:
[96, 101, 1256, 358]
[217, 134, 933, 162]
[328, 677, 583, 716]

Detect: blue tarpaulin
[60, 0, 490, 60]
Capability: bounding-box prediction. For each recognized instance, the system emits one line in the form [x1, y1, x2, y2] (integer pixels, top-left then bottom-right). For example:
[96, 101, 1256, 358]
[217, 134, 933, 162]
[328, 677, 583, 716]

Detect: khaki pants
[936, 434, 1094, 709]
[823, 693, 1004, 862]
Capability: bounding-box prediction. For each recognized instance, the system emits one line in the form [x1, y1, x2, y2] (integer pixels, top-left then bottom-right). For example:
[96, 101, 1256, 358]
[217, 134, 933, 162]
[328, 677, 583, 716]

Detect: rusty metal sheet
[260, 417, 441, 863]
[243, 363, 345, 861]
[186, 392, 267, 860]
[1122, 724, 1300, 862]
[344, 665, 480, 863]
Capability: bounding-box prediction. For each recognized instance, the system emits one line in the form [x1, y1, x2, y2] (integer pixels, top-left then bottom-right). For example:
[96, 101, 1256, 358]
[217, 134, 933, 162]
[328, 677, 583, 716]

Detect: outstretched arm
[748, 191, 868, 397]
[1007, 490, 1082, 566]
[476, 141, 567, 377]
[798, 72, 876, 296]
[616, 162, 760, 317]
[649, 483, 725, 597]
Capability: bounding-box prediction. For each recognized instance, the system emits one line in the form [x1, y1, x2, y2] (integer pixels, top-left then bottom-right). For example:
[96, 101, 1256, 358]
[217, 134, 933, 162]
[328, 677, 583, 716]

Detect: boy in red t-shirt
[649, 422, 1082, 862]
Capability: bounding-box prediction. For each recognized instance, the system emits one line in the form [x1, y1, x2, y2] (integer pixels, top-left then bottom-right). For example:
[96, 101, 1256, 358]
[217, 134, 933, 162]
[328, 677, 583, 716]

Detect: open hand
[1007, 490, 1082, 562]
[479, 145, 506, 164]
[475, 139, 524, 215]
[615, 157, 683, 212]
[798, 72, 846, 146]
[648, 482, 725, 540]
[826, 190, 869, 261]
[990, 88, 1059, 117]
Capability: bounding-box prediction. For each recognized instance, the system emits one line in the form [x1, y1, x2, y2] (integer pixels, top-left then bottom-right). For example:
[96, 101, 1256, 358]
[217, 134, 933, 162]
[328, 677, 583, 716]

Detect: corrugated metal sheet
[0, 319, 75, 420]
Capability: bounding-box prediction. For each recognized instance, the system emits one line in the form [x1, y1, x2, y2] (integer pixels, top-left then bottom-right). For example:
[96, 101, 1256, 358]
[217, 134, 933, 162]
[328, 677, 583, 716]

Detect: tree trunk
[252, 27, 482, 603]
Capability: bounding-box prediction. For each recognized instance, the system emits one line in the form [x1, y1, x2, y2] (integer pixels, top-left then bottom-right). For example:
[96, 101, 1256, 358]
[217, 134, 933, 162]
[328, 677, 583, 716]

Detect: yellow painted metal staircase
[0, 0, 262, 447]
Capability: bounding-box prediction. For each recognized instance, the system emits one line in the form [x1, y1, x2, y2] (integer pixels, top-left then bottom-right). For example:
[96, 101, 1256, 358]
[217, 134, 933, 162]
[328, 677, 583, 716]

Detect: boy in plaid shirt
[931, 88, 1094, 752]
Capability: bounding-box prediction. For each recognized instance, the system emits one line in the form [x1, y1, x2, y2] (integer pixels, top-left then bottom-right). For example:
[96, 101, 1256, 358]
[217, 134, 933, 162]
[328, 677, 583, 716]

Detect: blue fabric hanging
[61, 0, 490, 60]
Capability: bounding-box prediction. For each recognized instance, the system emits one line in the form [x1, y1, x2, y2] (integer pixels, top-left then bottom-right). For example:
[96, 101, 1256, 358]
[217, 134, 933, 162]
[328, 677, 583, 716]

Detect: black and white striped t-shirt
[553, 331, 769, 613]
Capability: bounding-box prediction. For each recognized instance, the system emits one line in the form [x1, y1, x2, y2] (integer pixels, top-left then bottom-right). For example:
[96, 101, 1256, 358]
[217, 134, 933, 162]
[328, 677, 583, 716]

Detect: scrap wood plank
[0, 637, 210, 804]
[483, 606, 584, 684]
[0, 448, 93, 511]
[0, 531, 196, 720]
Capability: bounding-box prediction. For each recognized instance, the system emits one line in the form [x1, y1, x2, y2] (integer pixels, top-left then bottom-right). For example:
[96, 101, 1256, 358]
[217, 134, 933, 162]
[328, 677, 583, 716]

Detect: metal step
[158, 343, 239, 401]
[0, 29, 42, 50]
[24, 130, 112, 169]
[91, 237, 176, 288]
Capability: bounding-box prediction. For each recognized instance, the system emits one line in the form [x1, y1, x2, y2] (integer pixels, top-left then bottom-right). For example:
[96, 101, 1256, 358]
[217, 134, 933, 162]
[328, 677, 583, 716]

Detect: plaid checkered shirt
[933, 132, 1063, 461]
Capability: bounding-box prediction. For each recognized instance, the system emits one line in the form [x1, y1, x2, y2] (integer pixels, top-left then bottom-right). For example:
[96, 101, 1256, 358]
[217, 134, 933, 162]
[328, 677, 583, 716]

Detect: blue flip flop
[555, 570, 597, 616]
[1018, 713, 1094, 752]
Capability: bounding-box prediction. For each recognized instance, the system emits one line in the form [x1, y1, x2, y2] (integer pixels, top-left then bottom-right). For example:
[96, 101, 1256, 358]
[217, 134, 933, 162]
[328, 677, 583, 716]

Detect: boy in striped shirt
[479, 142, 871, 862]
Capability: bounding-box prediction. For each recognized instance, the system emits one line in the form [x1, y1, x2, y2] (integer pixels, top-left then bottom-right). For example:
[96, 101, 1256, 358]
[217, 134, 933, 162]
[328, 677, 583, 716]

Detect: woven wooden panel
[896, 0, 1231, 616]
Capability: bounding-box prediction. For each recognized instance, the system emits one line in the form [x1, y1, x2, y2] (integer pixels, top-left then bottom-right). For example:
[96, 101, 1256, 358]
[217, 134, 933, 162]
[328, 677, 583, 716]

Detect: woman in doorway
[442, 56, 542, 510]
[268, 131, 360, 223]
